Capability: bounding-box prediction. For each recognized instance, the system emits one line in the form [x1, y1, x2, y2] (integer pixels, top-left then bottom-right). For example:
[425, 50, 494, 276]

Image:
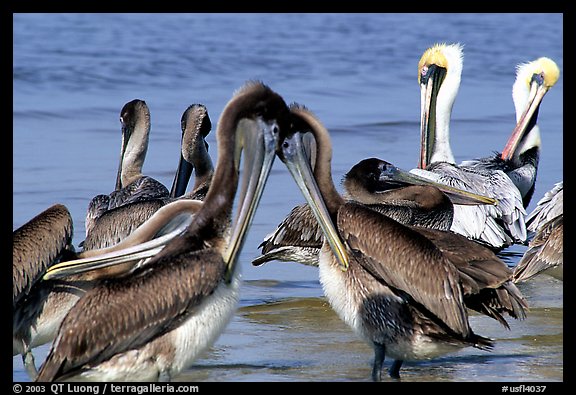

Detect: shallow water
[13, 13, 563, 382]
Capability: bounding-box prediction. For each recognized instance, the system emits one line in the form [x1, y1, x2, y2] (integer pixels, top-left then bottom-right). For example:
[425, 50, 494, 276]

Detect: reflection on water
[13, 13, 562, 382]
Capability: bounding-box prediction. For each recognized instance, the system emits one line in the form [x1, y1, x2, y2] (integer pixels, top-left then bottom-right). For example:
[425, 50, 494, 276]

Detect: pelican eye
[531, 72, 545, 86]
[421, 65, 428, 77]
[283, 141, 290, 149]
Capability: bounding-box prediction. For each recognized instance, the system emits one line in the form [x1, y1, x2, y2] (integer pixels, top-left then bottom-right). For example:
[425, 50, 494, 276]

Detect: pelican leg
[388, 359, 403, 379]
[372, 343, 386, 382]
[22, 350, 38, 380]
[158, 371, 172, 382]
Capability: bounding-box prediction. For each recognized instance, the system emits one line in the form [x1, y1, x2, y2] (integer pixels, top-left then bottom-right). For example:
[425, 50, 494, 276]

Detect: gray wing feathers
[525, 181, 563, 233]
[411, 164, 526, 248]
[260, 203, 324, 251]
[513, 215, 563, 282]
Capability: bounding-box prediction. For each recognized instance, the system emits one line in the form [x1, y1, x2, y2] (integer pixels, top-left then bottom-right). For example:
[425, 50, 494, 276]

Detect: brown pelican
[513, 181, 563, 282]
[13, 197, 208, 380]
[84, 99, 169, 236]
[459, 58, 560, 207]
[276, 103, 527, 381]
[409, 42, 527, 250]
[82, 103, 213, 251]
[253, 157, 497, 267]
[35, 81, 290, 382]
[14, 197, 206, 375]
[13, 204, 76, 379]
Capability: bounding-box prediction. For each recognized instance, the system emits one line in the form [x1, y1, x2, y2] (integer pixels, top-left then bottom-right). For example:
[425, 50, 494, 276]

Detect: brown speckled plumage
[13, 204, 74, 307]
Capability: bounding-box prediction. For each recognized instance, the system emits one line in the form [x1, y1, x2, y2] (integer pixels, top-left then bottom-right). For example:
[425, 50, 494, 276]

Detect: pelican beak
[169, 150, 194, 198]
[382, 166, 498, 206]
[419, 77, 433, 169]
[279, 131, 349, 271]
[501, 80, 550, 161]
[222, 118, 279, 281]
[419, 65, 446, 169]
[43, 239, 165, 281]
[42, 200, 203, 280]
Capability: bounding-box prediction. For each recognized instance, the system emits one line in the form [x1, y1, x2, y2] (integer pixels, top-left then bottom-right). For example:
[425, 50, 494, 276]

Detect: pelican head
[502, 57, 560, 163]
[418, 43, 464, 168]
[276, 104, 349, 271]
[220, 82, 290, 276]
[170, 104, 213, 198]
[343, 157, 498, 206]
[116, 99, 151, 190]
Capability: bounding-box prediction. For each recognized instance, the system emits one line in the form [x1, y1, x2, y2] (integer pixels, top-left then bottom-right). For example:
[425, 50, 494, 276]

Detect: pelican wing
[36, 246, 226, 382]
[411, 163, 526, 248]
[411, 226, 528, 324]
[525, 181, 563, 233]
[260, 203, 324, 251]
[410, 227, 512, 287]
[108, 176, 170, 211]
[338, 202, 471, 337]
[82, 198, 166, 250]
[252, 203, 323, 266]
[513, 215, 563, 282]
[13, 204, 74, 307]
[85, 194, 111, 237]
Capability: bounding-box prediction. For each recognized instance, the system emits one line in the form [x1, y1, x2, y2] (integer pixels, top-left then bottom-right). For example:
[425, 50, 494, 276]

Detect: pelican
[253, 157, 497, 267]
[35, 81, 290, 382]
[410, 43, 527, 250]
[276, 103, 527, 381]
[85, 99, 169, 235]
[13, 204, 76, 378]
[513, 181, 563, 282]
[459, 57, 560, 207]
[82, 103, 213, 251]
[14, 197, 208, 380]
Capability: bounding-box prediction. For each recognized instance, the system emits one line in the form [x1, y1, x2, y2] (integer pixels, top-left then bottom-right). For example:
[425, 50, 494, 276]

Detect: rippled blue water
[13, 13, 563, 382]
